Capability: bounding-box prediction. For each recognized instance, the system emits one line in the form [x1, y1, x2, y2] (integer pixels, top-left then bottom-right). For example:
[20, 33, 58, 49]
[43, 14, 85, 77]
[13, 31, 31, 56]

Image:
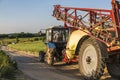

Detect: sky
[0, 0, 112, 34]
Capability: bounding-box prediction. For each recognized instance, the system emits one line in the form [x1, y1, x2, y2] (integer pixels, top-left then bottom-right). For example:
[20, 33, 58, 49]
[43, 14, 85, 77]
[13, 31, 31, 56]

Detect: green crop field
[8, 40, 46, 54]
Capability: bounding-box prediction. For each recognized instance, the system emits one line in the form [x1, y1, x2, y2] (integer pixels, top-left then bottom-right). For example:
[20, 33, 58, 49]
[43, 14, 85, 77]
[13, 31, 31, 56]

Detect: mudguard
[66, 30, 88, 59]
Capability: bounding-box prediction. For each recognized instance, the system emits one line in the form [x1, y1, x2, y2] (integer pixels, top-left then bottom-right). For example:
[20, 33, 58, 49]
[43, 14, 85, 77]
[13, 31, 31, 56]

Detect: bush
[34, 37, 39, 41]
[0, 50, 17, 77]
[39, 37, 46, 42]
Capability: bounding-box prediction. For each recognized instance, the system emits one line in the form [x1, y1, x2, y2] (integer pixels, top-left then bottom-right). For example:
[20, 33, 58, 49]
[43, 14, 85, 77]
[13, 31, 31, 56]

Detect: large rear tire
[107, 55, 120, 79]
[107, 63, 120, 78]
[78, 38, 106, 79]
[45, 48, 55, 66]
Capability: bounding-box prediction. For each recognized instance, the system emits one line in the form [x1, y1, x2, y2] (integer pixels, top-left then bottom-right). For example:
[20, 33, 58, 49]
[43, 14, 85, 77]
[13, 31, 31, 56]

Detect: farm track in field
[1, 46, 118, 80]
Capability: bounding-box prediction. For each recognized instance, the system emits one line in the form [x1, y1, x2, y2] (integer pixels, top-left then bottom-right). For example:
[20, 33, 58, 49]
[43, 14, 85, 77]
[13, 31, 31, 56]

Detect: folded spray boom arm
[52, 0, 120, 50]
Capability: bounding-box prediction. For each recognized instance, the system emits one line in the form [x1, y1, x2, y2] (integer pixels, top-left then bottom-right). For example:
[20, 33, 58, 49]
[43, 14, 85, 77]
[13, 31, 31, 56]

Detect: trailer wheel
[78, 38, 105, 79]
[45, 48, 55, 66]
[107, 55, 120, 78]
[107, 63, 120, 78]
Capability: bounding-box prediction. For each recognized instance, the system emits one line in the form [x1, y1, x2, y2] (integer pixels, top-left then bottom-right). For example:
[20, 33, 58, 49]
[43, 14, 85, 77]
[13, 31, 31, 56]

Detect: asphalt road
[1, 46, 118, 80]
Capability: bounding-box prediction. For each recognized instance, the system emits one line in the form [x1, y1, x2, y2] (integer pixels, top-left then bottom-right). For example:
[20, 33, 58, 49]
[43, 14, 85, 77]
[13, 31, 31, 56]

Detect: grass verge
[0, 50, 17, 78]
[8, 41, 46, 55]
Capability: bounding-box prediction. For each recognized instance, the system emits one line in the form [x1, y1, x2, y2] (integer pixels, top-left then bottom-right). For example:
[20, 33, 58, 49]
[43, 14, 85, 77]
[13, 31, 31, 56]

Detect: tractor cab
[44, 26, 70, 65]
[46, 26, 69, 43]
[45, 26, 69, 53]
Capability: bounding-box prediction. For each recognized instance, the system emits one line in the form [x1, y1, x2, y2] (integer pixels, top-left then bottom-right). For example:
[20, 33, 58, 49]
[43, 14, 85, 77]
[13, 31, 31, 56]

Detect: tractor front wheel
[45, 48, 55, 66]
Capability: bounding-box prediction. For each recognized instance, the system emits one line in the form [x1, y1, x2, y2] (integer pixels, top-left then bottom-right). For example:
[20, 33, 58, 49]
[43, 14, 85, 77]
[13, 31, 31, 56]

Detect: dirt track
[1, 46, 118, 80]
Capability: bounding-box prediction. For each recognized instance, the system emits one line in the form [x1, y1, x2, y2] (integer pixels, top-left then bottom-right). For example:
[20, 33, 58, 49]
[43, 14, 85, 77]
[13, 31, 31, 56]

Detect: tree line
[0, 32, 46, 39]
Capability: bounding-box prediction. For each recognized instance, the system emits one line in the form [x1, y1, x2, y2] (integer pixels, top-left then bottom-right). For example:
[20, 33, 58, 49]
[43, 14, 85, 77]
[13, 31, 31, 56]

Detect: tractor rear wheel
[45, 48, 55, 66]
[39, 51, 45, 62]
[78, 38, 105, 79]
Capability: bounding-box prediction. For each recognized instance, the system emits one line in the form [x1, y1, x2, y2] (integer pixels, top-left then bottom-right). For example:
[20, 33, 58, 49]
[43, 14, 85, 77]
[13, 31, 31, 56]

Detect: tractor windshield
[53, 29, 69, 42]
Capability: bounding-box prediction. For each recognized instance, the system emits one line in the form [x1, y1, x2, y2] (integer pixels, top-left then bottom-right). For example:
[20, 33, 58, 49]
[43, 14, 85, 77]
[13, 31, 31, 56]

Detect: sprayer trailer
[43, 0, 120, 79]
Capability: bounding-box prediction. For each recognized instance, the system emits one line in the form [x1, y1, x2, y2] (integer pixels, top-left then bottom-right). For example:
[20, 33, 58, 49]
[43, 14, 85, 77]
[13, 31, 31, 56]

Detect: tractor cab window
[53, 30, 63, 42]
[46, 30, 52, 42]
[65, 29, 69, 41]
[53, 29, 69, 42]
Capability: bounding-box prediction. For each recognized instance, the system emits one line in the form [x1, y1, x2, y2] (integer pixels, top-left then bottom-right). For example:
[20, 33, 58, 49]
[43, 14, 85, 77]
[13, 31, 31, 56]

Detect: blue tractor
[44, 26, 69, 65]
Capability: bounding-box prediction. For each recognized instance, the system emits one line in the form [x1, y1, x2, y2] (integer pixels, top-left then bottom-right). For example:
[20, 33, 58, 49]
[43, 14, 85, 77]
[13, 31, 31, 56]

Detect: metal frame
[53, 0, 120, 52]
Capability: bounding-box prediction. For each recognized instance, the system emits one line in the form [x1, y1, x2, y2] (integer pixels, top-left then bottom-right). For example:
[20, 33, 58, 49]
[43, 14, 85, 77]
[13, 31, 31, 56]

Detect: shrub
[0, 50, 17, 77]
[34, 37, 39, 41]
